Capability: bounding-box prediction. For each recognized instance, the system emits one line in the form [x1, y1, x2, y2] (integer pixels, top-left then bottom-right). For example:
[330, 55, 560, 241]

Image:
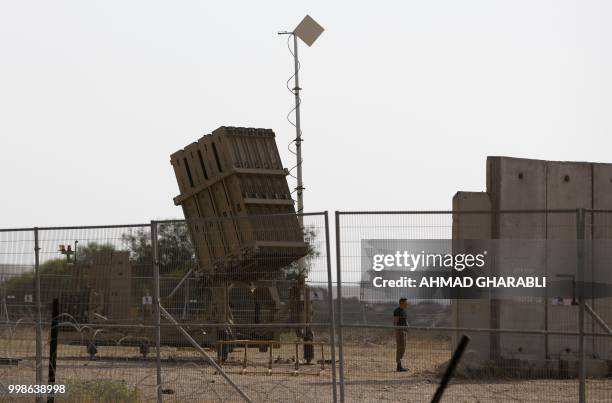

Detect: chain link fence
[2, 210, 612, 402]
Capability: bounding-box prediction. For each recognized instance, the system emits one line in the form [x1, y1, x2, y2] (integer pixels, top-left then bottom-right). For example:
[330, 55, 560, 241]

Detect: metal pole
[334, 212, 346, 403]
[324, 212, 338, 403]
[151, 221, 163, 403]
[182, 274, 189, 320]
[293, 33, 304, 222]
[34, 227, 43, 403]
[430, 335, 470, 403]
[291, 33, 314, 361]
[585, 302, 612, 336]
[47, 298, 59, 403]
[158, 304, 253, 403]
[166, 268, 192, 300]
[577, 208, 586, 403]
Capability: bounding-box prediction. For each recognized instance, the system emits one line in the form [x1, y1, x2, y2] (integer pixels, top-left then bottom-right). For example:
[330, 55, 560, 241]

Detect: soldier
[393, 298, 408, 372]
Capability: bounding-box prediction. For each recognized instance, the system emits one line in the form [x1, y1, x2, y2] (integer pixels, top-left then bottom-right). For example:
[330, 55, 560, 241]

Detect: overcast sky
[1, 1, 611, 228]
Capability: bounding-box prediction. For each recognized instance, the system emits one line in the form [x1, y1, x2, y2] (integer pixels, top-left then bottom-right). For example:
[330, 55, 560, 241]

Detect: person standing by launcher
[393, 298, 409, 372]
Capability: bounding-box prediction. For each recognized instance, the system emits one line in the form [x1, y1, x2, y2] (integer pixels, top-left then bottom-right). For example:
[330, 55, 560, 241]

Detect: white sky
[1, 1, 611, 228]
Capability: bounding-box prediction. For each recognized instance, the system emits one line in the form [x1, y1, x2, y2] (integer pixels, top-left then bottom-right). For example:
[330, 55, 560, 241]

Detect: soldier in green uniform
[393, 298, 408, 372]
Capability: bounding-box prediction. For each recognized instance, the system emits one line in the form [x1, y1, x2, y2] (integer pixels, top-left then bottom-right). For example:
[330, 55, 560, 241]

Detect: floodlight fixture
[294, 15, 325, 47]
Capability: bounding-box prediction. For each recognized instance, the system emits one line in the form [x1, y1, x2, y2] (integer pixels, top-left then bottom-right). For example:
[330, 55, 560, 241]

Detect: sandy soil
[2, 328, 612, 402]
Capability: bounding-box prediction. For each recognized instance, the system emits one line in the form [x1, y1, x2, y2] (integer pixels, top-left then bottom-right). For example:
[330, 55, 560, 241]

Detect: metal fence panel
[335, 210, 612, 403]
[37, 224, 158, 401]
[0, 229, 38, 398]
[585, 209, 612, 402]
[151, 213, 336, 402]
[1, 213, 336, 402]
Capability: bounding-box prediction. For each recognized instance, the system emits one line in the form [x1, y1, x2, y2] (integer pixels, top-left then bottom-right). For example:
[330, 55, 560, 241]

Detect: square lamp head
[294, 15, 324, 47]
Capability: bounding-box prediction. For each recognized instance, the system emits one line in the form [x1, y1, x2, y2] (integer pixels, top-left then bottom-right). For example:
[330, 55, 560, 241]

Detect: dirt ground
[337, 334, 612, 403]
[2, 329, 612, 402]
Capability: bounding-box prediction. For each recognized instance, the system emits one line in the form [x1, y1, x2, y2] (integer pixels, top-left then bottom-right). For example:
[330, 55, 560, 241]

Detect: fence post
[576, 208, 586, 403]
[151, 221, 163, 403]
[33, 227, 43, 403]
[47, 298, 59, 403]
[324, 212, 338, 403]
[334, 212, 346, 403]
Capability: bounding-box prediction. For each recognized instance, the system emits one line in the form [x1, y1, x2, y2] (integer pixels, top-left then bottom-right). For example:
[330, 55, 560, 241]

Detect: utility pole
[278, 14, 325, 367]
[279, 15, 324, 226]
[293, 32, 304, 226]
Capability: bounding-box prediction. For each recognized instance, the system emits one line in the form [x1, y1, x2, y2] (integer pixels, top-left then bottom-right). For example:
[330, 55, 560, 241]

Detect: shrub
[63, 380, 140, 403]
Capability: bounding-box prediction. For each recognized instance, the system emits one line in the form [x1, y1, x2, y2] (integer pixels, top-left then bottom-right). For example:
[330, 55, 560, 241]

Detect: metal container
[170, 126, 308, 277]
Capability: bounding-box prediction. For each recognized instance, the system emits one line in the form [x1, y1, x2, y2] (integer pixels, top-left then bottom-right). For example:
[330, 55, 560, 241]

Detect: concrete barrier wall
[488, 157, 547, 360]
[452, 191, 491, 359]
[454, 156, 612, 363]
[546, 161, 592, 358]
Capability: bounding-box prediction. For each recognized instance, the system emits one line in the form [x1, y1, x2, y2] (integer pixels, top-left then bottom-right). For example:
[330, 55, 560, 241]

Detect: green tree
[75, 242, 116, 265]
[121, 222, 194, 276]
[282, 225, 320, 280]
